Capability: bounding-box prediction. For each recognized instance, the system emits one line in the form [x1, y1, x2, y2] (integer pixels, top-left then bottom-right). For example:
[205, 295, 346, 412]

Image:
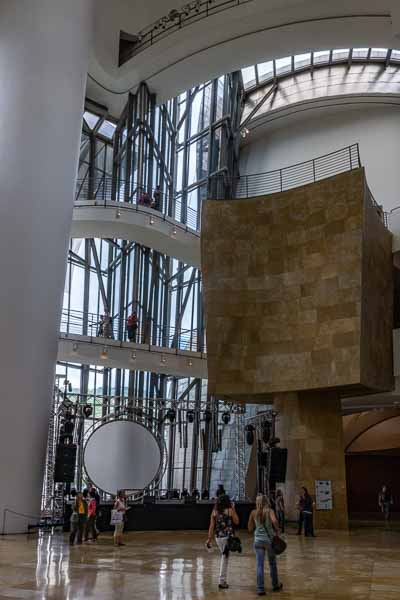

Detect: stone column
[0, 0, 92, 532]
[274, 391, 348, 530]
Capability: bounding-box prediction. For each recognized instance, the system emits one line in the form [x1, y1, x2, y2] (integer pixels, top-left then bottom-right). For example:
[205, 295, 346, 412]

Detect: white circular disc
[84, 420, 161, 494]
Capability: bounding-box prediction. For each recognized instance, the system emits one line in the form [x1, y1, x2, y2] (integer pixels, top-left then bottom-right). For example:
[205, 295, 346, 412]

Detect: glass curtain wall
[56, 72, 244, 497]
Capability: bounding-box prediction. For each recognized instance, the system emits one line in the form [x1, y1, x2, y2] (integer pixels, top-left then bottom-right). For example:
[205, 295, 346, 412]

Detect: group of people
[138, 185, 163, 212]
[69, 486, 100, 546]
[96, 310, 140, 343]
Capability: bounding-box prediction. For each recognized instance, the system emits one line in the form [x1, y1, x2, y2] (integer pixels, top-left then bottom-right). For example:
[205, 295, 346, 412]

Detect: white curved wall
[240, 104, 400, 211]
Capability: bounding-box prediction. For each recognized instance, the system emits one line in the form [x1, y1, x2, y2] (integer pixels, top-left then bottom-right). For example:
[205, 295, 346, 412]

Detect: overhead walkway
[71, 200, 201, 268]
[57, 309, 207, 379]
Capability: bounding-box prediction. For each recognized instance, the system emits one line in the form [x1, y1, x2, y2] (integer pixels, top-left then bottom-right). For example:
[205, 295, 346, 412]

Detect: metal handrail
[120, 0, 254, 61]
[209, 143, 361, 200]
[75, 179, 200, 232]
[60, 308, 204, 353]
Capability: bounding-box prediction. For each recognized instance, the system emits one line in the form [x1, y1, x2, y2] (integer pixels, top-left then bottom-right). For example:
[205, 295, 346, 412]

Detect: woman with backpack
[206, 494, 239, 590]
[248, 494, 283, 596]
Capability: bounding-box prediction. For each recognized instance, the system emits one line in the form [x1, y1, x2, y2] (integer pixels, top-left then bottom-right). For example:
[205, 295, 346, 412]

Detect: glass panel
[332, 49, 350, 60]
[352, 48, 369, 59]
[98, 120, 116, 139]
[391, 49, 400, 61]
[275, 56, 292, 75]
[83, 111, 100, 130]
[370, 48, 388, 59]
[257, 61, 274, 83]
[241, 66, 256, 87]
[313, 50, 330, 64]
[294, 53, 311, 69]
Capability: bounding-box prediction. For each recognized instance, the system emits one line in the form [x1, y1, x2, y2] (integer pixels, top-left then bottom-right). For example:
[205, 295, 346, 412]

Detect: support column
[0, 0, 92, 532]
[274, 391, 348, 530]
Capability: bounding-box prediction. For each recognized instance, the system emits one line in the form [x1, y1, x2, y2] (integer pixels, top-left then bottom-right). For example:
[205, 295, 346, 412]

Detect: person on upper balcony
[138, 191, 152, 206]
[152, 184, 162, 212]
[127, 311, 138, 342]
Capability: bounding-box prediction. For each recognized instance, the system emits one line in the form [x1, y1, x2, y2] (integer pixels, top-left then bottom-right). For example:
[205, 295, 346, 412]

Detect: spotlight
[245, 424, 255, 446]
[100, 346, 108, 359]
[83, 404, 93, 418]
[187, 359, 193, 367]
[161, 355, 167, 364]
[221, 411, 231, 425]
[116, 209, 121, 219]
[172, 226, 177, 236]
[130, 351, 137, 361]
[187, 409, 195, 423]
[203, 409, 212, 423]
[150, 216, 155, 225]
[167, 408, 176, 422]
[72, 343, 79, 353]
[262, 421, 272, 444]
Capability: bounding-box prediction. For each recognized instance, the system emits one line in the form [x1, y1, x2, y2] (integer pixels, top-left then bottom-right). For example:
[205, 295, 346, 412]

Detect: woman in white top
[113, 490, 127, 547]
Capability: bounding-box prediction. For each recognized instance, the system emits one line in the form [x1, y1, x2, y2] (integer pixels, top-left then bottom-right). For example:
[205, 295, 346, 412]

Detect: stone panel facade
[202, 168, 393, 398]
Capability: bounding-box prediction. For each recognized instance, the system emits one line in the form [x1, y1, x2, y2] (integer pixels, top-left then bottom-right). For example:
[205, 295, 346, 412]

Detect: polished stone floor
[0, 528, 399, 599]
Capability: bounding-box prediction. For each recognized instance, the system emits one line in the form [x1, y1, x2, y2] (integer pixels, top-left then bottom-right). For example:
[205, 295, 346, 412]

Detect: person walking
[69, 492, 88, 545]
[84, 489, 98, 542]
[302, 487, 315, 537]
[275, 489, 285, 534]
[296, 488, 305, 535]
[113, 490, 128, 547]
[206, 494, 239, 590]
[378, 485, 394, 523]
[126, 311, 138, 342]
[248, 494, 283, 596]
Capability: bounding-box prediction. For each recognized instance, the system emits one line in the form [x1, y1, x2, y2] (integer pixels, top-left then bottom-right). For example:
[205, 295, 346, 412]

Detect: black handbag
[227, 535, 242, 553]
[271, 535, 287, 555]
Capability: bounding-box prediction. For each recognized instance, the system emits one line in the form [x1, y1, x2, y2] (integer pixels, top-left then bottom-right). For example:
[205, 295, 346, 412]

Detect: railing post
[312, 159, 316, 182]
[349, 145, 352, 170]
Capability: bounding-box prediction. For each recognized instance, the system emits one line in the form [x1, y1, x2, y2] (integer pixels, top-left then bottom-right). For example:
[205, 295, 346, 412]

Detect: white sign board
[315, 480, 333, 510]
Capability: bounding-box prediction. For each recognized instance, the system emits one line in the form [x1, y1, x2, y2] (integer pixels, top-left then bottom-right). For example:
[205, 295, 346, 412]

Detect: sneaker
[218, 582, 229, 589]
[273, 583, 283, 592]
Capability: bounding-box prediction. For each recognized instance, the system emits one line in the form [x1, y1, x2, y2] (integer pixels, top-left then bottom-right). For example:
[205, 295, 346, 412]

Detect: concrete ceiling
[88, 0, 400, 116]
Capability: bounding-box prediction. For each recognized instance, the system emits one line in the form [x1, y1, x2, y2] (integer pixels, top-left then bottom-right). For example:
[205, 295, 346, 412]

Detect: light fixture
[130, 351, 136, 361]
[187, 359, 193, 367]
[203, 409, 212, 423]
[100, 346, 108, 359]
[221, 411, 231, 425]
[72, 343, 79, 353]
[187, 409, 195, 423]
[116, 209, 121, 219]
[83, 404, 93, 418]
[161, 354, 167, 364]
[149, 216, 155, 225]
[171, 226, 177, 236]
[166, 408, 176, 422]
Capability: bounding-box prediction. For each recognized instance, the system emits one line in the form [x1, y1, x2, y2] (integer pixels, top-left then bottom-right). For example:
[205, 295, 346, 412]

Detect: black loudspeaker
[269, 447, 288, 484]
[54, 444, 77, 483]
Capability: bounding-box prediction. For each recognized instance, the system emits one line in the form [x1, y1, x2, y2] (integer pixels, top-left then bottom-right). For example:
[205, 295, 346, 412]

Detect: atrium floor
[0, 527, 399, 599]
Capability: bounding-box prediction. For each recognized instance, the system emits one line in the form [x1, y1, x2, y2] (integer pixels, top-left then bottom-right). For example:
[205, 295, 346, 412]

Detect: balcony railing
[209, 143, 361, 199]
[75, 179, 200, 232]
[60, 309, 204, 353]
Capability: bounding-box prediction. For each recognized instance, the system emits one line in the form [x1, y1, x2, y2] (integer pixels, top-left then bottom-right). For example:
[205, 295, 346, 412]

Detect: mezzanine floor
[0, 528, 399, 599]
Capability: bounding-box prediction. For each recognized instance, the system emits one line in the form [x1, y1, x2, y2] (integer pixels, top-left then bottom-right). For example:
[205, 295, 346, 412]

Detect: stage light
[187, 359, 193, 367]
[161, 355, 167, 364]
[262, 421, 272, 444]
[187, 409, 195, 423]
[167, 408, 176, 422]
[115, 209, 121, 219]
[221, 411, 231, 425]
[72, 343, 78, 353]
[150, 216, 155, 225]
[83, 404, 93, 418]
[203, 409, 212, 423]
[100, 346, 108, 359]
[130, 351, 136, 361]
[172, 226, 177, 236]
[245, 424, 255, 446]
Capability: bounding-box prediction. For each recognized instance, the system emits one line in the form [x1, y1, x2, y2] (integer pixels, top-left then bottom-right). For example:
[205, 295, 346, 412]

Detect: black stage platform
[65, 501, 255, 531]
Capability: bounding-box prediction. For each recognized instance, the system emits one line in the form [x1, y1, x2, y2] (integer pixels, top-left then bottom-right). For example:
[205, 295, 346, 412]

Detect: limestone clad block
[202, 169, 393, 398]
